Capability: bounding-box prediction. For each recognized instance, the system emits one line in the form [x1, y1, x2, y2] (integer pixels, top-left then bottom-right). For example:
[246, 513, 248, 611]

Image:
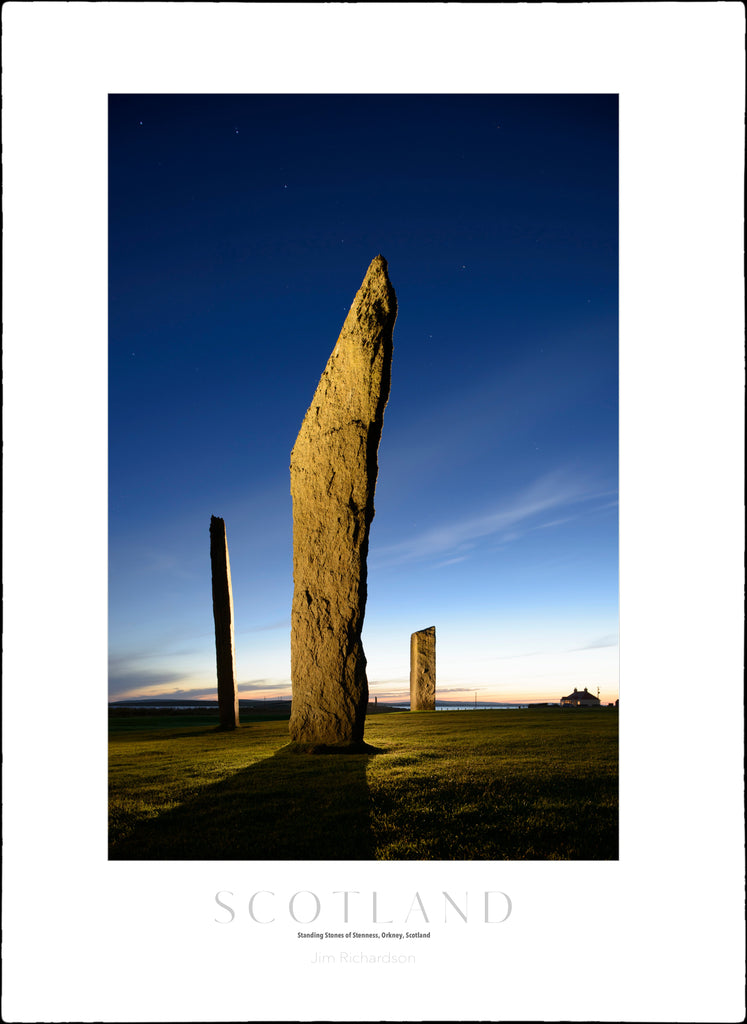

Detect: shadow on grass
[109, 742, 381, 861]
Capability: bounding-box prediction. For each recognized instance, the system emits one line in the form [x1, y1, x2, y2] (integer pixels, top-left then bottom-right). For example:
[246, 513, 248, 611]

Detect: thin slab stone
[289, 255, 397, 748]
[210, 515, 239, 730]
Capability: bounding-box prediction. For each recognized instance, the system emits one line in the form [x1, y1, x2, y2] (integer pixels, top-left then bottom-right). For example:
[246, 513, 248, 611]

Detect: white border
[3, 4, 744, 1022]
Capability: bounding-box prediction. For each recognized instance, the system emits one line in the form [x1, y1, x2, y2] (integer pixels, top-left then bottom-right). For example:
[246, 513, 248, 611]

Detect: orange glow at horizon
[113, 681, 618, 705]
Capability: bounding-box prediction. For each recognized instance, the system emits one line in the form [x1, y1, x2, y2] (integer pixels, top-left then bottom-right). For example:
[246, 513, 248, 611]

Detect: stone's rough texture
[410, 627, 436, 711]
[289, 255, 397, 747]
[210, 515, 239, 730]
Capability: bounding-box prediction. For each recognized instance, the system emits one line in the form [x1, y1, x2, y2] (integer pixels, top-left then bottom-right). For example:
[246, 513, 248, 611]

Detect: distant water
[389, 704, 528, 711]
[110, 704, 219, 711]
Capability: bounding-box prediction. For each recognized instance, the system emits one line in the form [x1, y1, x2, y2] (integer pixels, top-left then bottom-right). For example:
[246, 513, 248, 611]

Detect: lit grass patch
[109, 708, 617, 860]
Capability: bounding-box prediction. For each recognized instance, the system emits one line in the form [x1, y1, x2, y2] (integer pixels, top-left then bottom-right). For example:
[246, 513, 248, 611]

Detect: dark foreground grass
[109, 709, 617, 860]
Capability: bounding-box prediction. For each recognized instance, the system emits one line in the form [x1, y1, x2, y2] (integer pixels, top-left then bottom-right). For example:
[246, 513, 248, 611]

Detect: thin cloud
[138, 684, 218, 700]
[237, 679, 291, 693]
[373, 470, 612, 569]
[108, 669, 200, 699]
[571, 634, 619, 652]
[536, 515, 577, 530]
[433, 555, 470, 568]
[435, 686, 490, 694]
[478, 634, 619, 662]
[110, 678, 292, 702]
[108, 638, 202, 671]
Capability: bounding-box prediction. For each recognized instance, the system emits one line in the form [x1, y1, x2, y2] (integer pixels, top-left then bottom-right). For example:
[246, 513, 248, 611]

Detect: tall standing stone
[410, 626, 436, 711]
[210, 515, 239, 730]
[289, 255, 397, 748]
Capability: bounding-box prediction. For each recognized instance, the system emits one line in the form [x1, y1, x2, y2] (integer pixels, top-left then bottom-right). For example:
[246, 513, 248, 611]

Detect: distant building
[560, 687, 601, 707]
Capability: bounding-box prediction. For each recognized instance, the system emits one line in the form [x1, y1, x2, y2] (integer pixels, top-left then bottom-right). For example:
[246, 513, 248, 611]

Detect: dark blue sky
[109, 93, 618, 703]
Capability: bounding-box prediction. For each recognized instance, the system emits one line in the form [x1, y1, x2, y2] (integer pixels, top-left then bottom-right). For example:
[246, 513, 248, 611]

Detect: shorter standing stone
[210, 515, 239, 730]
[410, 626, 436, 711]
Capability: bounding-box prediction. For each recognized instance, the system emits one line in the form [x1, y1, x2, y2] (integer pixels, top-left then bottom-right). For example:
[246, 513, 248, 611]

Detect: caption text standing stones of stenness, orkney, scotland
[410, 626, 436, 711]
[209, 515, 240, 730]
[289, 256, 397, 750]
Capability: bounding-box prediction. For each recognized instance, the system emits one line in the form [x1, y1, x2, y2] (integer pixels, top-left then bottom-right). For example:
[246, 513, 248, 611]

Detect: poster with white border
[2, 3, 744, 1022]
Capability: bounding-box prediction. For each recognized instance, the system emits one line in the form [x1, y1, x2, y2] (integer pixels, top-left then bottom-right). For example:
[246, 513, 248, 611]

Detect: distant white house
[560, 687, 600, 707]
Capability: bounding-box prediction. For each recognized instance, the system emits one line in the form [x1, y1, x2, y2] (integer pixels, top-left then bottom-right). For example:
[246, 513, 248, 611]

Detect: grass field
[109, 708, 618, 860]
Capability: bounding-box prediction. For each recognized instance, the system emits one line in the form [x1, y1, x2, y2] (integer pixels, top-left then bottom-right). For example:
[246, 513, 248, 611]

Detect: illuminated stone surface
[410, 626, 436, 711]
[289, 256, 397, 748]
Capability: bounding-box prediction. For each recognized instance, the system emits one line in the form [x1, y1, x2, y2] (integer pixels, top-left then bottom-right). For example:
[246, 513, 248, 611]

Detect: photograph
[107, 93, 619, 862]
